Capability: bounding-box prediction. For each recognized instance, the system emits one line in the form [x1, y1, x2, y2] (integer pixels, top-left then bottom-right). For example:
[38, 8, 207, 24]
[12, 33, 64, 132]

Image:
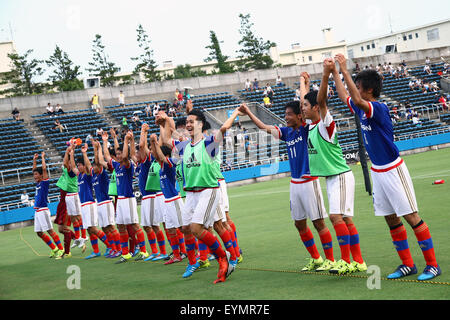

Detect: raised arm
[63, 146, 71, 170]
[121, 130, 132, 167]
[101, 132, 112, 164]
[81, 143, 92, 174]
[299, 72, 310, 109]
[94, 140, 108, 168]
[110, 128, 120, 153]
[69, 146, 79, 176]
[150, 133, 169, 165]
[216, 108, 243, 141]
[238, 103, 279, 138]
[139, 123, 150, 157]
[335, 54, 371, 114]
[41, 152, 48, 180]
[317, 59, 335, 119]
[157, 112, 177, 148]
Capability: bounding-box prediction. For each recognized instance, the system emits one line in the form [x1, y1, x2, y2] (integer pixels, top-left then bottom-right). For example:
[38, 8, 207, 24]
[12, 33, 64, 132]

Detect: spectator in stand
[153, 102, 161, 117]
[55, 104, 64, 114]
[245, 79, 252, 91]
[425, 57, 431, 65]
[294, 87, 301, 101]
[46, 103, 55, 116]
[412, 114, 422, 127]
[253, 78, 259, 91]
[424, 64, 432, 75]
[144, 103, 152, 118]
[11, 107, 20, 121]
[409, 80, 415, 90]
[121, 116, 128, 130]
[354, 63, 361, 73]
[53, 119, 67, 133]
[263, 94, 272, 108]
[21, 191, 30, 207]
[184, 88, 191, 104]
[177, 90, 184, 107]
[265, 83, 274, 103]
[96, 127, 104, 137]
[439, 95, 448, 113]
[276, 75, 284, 86]
[399, 103, 407, 119]
[118, 90, 125, 107]
[168, 105, 177, 117]
[90, 94, 100, 113]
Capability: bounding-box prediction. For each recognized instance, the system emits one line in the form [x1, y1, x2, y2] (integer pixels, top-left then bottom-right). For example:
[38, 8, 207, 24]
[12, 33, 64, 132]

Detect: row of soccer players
[32, 106, 244, 284]
[234, 55, 439, 281]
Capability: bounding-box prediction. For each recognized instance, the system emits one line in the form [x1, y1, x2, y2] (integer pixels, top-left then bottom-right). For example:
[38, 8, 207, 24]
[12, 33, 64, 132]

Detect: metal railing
[0, 162, 62, 185]
[0, 194, 61, 212]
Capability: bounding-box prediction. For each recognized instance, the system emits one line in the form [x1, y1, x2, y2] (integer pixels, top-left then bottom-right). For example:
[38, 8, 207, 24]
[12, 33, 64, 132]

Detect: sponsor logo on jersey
[186, 152, 201, 169]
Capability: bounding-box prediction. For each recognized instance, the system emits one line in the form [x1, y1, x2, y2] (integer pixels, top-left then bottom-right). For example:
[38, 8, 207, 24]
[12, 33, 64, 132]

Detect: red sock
[119, 230, 129, 256]
[184, 234, 198, 265]
[90, 234, 99, 253]
[135, 228, 147, 253]
[168, 232, 181, 258]
[80, 221, 87, 238]
[218, 230, 237, 261]
[105, 230, 116, 251]
[198, 239, 208, 261]
[112, 228, 121, 251]
[156, 230, 166, 255]
[73, 220, 81, 239]
[39, 233, 56, 250]
[333, 223, 351, 263]
[48, 230, 64, 251]
[228, 226, 240, 258]
[413, 221, 437, 267]
[319, 228, 334, 262]
[299, 228, 320, 260]
[347, 223, 364, 264]
[63, 230, 74, 254]
[199, 230, 226, 259]
[177, 228, 187, 254]
[127, 225, 136, 253]
[390, 224, 414, 268]
[145, 229, 158, 254]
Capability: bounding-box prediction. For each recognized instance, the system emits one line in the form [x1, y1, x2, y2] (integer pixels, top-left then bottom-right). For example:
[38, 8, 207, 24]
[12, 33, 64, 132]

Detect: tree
[0, 49, 45, 96]
[173, 64, 207, 79]
[236, 13, 276, 71]
[46, 45, 83, 92]
[131, 24, 160, 83]
[86, 34, 120, 87]
[204, 30, 234, 74]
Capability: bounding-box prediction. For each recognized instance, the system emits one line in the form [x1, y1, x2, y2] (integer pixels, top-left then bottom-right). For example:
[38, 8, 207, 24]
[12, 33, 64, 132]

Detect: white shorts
[34, 208, 53, 232]
[326, 171, 355, 217]
[290, 178, 328, 222]
[184, 188, 220, 229]
[164, 196, 185, 229]
[140, 193, 165, 227]
[97, 200, 115, 228]
[66, 193, 82, 216]
[81, 201, 98, 229]
[371, 158, 418, 217]
[218, 179, 229, 212]
[116, 196, 139, 225]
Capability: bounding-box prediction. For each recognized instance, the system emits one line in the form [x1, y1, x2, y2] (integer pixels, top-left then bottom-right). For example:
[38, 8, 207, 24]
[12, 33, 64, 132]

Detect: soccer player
[91, 140, 122, 258]
[102, 130, 149, 263]
[300, 68, 366, 274]
[69, 144, 113, 259]
[159, 108, 240, 283]
[332, 53, 440, 281]
[149, 133, 185, 265]
[134, 123, 167, 261]
[32, 152, 64, 258]
[54, 147, 77, 259]
[239, 102, 333, 273]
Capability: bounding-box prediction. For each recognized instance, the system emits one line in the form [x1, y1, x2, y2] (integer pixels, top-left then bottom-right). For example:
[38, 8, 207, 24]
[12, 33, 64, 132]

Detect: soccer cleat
[182, 262, 200, 278]
[198, 259, 211, 269]
[144, 253, 160, 261]
[387, 264, 417, 279]
[164, 256, 182, 265]
[134, 251, 149, 261]
[152, 253, 169, 261]
[301, 256, 324, 271]
[349, 261, 368, 273]
[103, 248, 112, 257]
[207, 254, 216, 261]
[165, 252, 173, 261]
[115, 253, 132, 264]
[70, 239, 80, 248]
[181, 252, 188, 260]
[329, 259, 351, 275]
[56, 252, 72, 260]
[132, 246, 140, 257]
[214, 252, 233, 284]
[49, 248, 59, 258]
[230, 259, 238, 268]
[112, 251, 122, 258]
[417, 265, 441, 281]
[237, 255, 244, 264]
[85, 252, 101, 260]
[316, 259, 336, 272]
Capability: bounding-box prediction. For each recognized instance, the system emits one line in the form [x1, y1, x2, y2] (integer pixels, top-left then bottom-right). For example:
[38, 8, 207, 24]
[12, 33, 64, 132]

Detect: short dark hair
[33, 167, 43, 175]
[188, 109, 206, 129]
[203, 121, 211, 132]
[285, 101, 301, 115]
[175, 117, 186, 129]
[161, 146, 172, 157]
[76, 156, 85, 165]
[304, 90, 319, 107]
[355, 69, 383, 98]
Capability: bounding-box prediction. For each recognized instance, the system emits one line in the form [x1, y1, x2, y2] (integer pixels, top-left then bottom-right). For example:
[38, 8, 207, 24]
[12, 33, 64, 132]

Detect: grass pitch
[1, 148, 450, 300]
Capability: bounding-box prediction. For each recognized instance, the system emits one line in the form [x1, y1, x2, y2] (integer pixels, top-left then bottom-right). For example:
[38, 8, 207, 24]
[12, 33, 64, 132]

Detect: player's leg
[140, 196, 159, 260]
[213, 207, 237, 265]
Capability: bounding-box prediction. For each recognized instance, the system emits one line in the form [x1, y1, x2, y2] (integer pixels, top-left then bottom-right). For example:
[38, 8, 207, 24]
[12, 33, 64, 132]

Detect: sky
[1, 0, 449, 79]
